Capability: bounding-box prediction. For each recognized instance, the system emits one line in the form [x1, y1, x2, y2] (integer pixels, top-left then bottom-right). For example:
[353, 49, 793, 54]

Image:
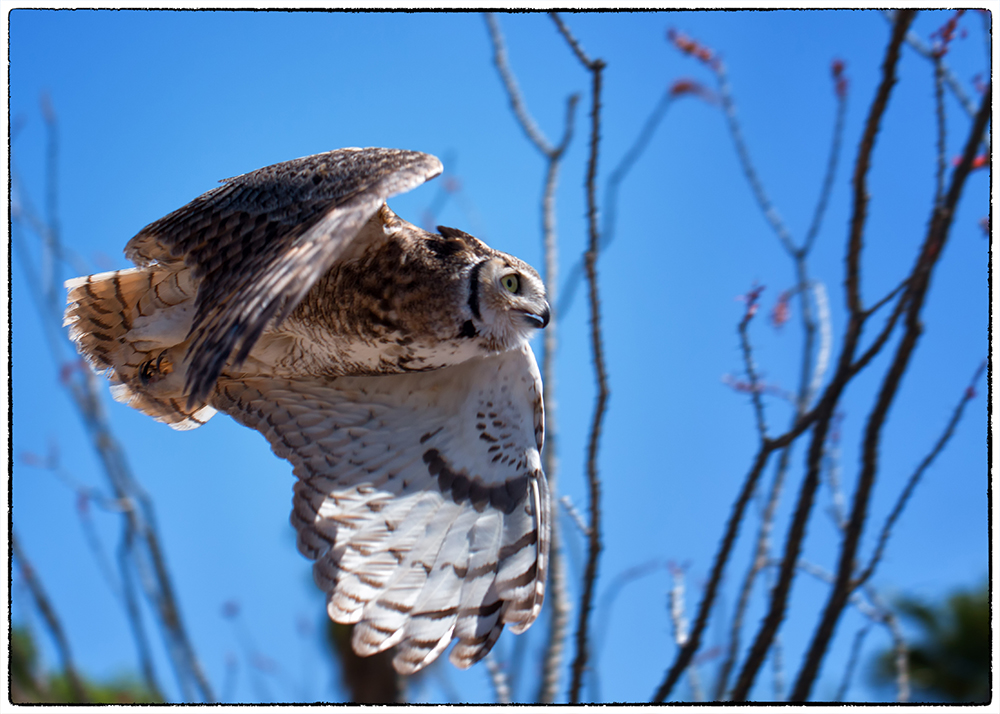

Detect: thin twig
[867, 588, 910, 703]
[667, 566, 703, 702]
[118, 532, 165, 701]
[561, 86, 676, 317]
[559, 495, 591, 537]
[12, 533, 90, 703]
[738, 286, 769, 441]
[836, 623, 872, 701]
[484, 13, 558, 156]
[550, 12, 594, 67]
[933, 55, 948, 206]
[715, 59, 796, 255]
[855, 359, 986, 587]
[652, 444, 774, 701]
[594, 560, 664, 661]
[802, 76, 848, 255]
[550, 12, 607, 704]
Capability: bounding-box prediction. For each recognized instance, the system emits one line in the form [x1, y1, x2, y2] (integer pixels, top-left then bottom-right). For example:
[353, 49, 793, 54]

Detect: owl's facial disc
[473, 257, 550, 347]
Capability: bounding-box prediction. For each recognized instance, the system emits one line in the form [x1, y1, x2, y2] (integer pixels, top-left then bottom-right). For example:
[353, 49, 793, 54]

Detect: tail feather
[64, 267, 216, 430]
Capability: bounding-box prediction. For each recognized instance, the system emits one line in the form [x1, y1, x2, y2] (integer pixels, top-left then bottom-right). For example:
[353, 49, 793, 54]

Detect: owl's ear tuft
[437, 225, 476, 241]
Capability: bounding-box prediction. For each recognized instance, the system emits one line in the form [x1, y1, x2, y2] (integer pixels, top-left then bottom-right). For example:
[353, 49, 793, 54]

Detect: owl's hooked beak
[518, 306, 550, 329]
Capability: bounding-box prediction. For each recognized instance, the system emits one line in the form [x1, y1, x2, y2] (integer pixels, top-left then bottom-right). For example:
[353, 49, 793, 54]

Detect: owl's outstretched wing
[124, 148, 442, 403]
[211, 344, 548, 674]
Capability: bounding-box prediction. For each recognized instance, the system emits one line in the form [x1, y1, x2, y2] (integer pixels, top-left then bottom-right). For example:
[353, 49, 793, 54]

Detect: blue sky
[9, 8, 992, 704]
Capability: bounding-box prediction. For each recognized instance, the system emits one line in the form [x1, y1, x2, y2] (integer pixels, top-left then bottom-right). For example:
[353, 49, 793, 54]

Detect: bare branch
[12, 532, 90, 703]
[802, 69, 848, 255]
[550, 11, 595, 68]
[652, 445, 773, 701]
[738, 285, 770, 441]
[559, 494, 592, 537]
[667, 565, 703, 702]
[561, 78, 682, 317]
[888, 9, 988, 140]
[855, 359, 986, 587]
[12, 103, 215, 703]
[790, 75, 991, 703]
[549, 13, 608, 703]
[727, 16, 917, 700]
[484, 653, 511, 704]
[119, 533, 165, 701]
[846, 11, 917, 316]
[836, 623, 873, 701]
[484, 18, 580, 700]
[594, 559, 664, 660]
[933, 56, 948, 206]
[867, 588, 910, 703]
[485, 13, 558, 156]
[696, 47, 794, 253]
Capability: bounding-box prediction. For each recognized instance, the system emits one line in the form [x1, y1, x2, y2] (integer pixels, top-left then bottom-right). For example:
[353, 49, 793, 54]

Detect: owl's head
[470, 254, 550, 349]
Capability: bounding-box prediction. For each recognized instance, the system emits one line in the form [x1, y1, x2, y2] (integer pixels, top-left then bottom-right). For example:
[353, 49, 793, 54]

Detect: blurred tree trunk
[327, 622, 404, 703]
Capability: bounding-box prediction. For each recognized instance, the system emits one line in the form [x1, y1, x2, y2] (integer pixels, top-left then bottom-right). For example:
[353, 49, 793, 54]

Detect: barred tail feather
[64, 267, 216, 430]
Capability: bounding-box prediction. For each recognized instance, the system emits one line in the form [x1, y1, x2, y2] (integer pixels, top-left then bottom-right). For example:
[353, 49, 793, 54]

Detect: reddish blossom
[831, 58, 848, 99]
[667, 28, 718, 68]
[965, 386, 977, 400]
[737, 283, 765, 321]
[19, 451, 41, 467]
[59, 358, 87, 385]
[443, 175, 461, 194]
[669, 78, 715, 103]
[930, 9, 966, 57]
[979, 217, 989, 237]
[973, 74, 988, 94]
[770, 290, 792, 329]
[950, 153, 989, 170]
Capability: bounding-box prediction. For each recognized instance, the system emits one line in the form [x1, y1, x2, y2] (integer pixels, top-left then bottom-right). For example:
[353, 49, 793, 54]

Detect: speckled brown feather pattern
[126, 148, 443, 401]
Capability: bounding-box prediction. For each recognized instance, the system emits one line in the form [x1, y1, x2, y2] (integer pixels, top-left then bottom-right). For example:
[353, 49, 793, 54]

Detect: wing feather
[212, 345, 547, 674]
[125, 148, 442, 403]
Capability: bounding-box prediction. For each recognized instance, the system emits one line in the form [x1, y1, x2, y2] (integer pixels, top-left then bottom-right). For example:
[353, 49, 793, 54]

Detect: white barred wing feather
[211, 344, 548, 674]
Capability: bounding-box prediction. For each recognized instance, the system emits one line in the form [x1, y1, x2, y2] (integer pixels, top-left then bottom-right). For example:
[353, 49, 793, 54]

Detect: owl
[63, 148, 551, 674]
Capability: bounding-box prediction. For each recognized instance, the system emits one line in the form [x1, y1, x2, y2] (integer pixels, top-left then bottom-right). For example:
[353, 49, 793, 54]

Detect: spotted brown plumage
[63, 147, 551, 674]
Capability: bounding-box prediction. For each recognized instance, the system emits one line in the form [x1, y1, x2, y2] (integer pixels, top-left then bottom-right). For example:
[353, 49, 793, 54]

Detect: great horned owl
[63, 148, 551, 674]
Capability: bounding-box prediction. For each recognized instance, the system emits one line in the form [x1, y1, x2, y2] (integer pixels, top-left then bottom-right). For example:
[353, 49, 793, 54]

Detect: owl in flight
[63, 148, 551, 674]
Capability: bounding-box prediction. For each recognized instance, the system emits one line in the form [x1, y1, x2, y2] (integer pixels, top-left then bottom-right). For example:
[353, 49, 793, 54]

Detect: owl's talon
[139, 351, 174, 385]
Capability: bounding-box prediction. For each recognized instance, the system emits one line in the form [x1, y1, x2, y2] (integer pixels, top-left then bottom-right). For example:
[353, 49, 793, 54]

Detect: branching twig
[12, 533, 90, 703]
[790, 69, 991, 704]
[729, 12, 918, 701]
[855, 359, 986, 587]
[550, 12, 608, 704]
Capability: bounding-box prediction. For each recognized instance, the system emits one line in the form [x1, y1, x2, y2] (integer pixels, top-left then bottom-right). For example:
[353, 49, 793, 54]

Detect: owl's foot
[139, 351, 174, 386]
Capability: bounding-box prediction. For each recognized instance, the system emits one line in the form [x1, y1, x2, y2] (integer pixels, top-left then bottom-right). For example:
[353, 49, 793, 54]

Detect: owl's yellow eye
[501, 274, 520, 294]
